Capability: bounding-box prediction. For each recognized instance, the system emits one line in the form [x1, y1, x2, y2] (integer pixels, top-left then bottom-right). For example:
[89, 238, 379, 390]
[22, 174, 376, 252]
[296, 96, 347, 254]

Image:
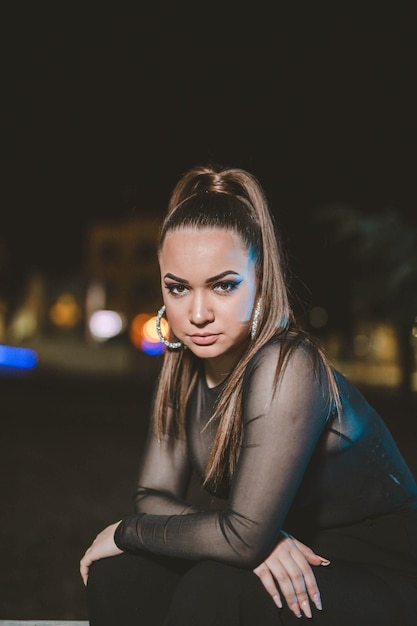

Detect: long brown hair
[153, 164, 339, 488]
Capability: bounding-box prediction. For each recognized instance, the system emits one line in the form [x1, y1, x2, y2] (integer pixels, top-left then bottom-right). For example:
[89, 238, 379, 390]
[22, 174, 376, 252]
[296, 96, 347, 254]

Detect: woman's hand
[253, 531, 330, 619]
[80, 521, 124, 586]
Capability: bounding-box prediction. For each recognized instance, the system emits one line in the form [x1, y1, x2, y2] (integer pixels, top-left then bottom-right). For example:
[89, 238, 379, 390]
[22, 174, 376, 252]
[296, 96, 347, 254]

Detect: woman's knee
[87, 553, 185, 626]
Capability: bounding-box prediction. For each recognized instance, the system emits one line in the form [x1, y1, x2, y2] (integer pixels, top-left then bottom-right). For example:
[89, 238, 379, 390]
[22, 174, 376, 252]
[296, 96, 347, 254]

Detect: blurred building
[86, 216, 161, 323]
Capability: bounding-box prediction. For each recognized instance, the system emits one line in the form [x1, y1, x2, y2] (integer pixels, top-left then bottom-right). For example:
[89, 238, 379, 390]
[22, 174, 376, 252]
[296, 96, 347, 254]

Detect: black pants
[87, 553, 280, 626]
[86, 510, 417, 625]
[87, 554, 410, 626]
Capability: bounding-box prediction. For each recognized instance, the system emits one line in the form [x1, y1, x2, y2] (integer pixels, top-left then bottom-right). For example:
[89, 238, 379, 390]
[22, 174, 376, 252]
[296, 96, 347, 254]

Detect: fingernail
[273, 594, 282, 608]
[313, 593, 323, 610]
[320, 558, 330, 566]
[301, 600, 312, 618]
[291, 603, 303, 618]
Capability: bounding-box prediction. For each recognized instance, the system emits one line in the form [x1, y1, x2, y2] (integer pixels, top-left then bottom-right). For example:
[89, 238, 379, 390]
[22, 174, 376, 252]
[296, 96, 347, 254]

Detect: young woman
[80, 165, 417, 625]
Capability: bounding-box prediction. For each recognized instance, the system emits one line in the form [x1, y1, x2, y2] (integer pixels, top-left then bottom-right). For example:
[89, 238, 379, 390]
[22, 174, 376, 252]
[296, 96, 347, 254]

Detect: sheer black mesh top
[115, 338, 417, 568]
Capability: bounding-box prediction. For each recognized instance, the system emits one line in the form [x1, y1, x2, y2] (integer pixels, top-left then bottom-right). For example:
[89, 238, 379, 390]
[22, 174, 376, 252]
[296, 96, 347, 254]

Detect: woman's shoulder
[253, 329, 321, 360]
[247, 329, 323, 377]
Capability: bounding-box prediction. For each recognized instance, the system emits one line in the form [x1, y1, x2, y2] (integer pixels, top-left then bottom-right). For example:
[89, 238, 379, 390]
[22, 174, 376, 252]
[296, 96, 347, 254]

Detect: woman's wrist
[113, 514, 146, 552]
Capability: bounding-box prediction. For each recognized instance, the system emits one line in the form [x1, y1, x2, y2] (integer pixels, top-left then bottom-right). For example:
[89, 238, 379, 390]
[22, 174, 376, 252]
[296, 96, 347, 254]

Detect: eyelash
[214, 281, 239, 294]
[165, 284, 188, 296]
[164, 281, 239, 297]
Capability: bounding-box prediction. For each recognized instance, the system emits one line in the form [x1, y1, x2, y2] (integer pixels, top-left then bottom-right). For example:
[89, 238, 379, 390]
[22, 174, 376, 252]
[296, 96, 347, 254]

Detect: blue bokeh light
[140, 339, 165, 356]
[0, 345, 38, 369]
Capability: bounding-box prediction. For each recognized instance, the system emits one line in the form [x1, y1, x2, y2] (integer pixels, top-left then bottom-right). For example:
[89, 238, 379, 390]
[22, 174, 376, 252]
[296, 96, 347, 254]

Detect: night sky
[3, 4, 417, 308]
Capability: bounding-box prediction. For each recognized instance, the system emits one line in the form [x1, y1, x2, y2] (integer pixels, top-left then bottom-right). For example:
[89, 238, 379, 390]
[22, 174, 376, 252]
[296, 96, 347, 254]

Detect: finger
[254, 563, 282, 608]
[277, 536, 325, 609]
[266, 549, 317, 617]
[286, 550, 323, 612]
[290, 536, 330, 566]
[262, 551, 307, 618]
[265, 536, 324, 616]
[80, 554, 92, 586]
[271, 562, 305, 618]
[79, 562, 88, 586]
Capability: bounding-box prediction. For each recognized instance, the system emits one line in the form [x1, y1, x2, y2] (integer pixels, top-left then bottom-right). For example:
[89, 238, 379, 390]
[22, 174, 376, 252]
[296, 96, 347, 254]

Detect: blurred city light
[8, 273, 45, 342]
[412, 315, 417, 338]
[9, 308, 38, 341]
[0, 345, 38, 369]
[89, 310, 126, 342]
[143, 316, 166, 342]
[130, 313, 166, 355]
[49, 292, 82, 328]
[140, 339, 165, 356]
[130, 313, 150, 348]
[353, 333, 371, 357]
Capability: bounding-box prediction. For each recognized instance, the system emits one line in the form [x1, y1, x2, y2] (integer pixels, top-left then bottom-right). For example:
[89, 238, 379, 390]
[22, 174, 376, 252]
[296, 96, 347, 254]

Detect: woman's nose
[189, 293, 214, 325]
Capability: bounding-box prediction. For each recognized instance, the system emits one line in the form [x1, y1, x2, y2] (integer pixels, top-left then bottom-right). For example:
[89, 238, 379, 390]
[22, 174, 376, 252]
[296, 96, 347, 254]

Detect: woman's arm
[80, 405, 199, 585]
[114, 343, 331, 567]
[134, 412, 198, 515]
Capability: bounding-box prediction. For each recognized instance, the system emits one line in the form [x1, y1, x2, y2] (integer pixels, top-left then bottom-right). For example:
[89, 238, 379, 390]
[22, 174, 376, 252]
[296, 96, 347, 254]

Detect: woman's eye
[165, 284, 188, 296]
[214, 281, 238, 294]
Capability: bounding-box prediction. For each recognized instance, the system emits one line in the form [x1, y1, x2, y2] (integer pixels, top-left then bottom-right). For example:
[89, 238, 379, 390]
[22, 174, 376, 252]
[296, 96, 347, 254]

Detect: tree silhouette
[317, 205, 417, 396]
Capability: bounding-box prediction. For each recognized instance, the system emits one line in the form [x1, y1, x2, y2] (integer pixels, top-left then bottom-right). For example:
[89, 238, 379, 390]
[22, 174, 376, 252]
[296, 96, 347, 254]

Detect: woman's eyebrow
[205, 271, 240, 283]
[163, 273, 189, 284]
[163, 271, 240, 284]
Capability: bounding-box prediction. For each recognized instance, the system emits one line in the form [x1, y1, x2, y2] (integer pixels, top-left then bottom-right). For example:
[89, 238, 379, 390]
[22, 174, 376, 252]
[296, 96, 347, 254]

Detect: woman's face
[159, 227, 257, 380]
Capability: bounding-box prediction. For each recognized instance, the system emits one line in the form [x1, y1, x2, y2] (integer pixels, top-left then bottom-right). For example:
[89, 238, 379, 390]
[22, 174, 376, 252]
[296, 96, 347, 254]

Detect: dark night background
[1, 3, 417, 620]
[3, 5, 416, 290]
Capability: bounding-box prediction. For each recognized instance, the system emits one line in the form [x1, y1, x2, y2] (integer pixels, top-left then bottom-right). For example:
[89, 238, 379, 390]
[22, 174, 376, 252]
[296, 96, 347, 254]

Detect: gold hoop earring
[250, 298, 262, 340]
[156, 305, 183, 349]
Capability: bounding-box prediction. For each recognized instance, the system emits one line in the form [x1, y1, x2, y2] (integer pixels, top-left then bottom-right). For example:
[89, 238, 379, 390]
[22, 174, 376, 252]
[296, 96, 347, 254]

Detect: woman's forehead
[160, 226, 249, 253]
[159, 228, 255, 273]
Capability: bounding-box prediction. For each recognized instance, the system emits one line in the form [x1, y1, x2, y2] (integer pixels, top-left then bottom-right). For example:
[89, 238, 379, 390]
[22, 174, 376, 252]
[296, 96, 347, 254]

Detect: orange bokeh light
[143, 316, 167, 342]
[130, 313, 170, 349]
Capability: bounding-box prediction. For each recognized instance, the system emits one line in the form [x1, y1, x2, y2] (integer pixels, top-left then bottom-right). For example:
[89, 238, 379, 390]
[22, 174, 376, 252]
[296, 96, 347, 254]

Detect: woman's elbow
[225, 540, 271, 570]
[219, 512, 273, 569]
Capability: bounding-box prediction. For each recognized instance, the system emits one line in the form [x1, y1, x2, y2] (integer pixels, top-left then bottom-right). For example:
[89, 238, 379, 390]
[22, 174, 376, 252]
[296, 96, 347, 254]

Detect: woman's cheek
[166, 308, 182, 335]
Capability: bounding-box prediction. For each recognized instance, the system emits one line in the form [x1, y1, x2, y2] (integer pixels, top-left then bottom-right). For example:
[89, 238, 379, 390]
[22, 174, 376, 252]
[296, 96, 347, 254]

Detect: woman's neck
[203, 341, 249, 388]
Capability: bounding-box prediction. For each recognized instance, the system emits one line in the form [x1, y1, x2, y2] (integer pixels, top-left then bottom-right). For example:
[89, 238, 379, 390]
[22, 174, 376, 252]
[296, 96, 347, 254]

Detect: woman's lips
[189, 334, 219, 346]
